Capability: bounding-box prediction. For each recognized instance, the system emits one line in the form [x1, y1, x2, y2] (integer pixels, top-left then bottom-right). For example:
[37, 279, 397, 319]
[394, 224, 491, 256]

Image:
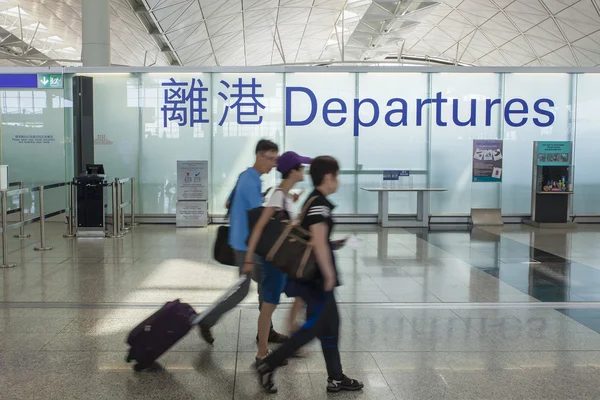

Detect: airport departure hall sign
[0, 74, 63, 89]
[160, 76, 556, 136]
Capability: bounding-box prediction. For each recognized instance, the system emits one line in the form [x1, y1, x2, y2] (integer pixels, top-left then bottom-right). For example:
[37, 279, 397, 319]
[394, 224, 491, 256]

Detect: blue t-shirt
[228, 168, 262, 251]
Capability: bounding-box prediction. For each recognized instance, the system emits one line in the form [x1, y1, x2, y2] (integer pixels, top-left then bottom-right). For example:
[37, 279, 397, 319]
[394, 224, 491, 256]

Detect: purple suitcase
[126, 299, 196, 371]
[125, 277, 248, 371]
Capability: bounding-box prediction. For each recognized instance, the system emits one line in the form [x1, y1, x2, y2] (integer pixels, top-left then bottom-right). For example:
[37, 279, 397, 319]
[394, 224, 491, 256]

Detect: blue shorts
[261, 260, 287, 305]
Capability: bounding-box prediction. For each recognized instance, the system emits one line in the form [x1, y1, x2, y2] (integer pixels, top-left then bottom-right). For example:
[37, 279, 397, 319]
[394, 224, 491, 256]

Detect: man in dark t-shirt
[255, 156, 364, 394]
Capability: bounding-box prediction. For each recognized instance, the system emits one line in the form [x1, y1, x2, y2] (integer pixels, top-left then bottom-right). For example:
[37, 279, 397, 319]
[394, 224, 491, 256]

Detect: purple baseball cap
[277, 151, 311, 174]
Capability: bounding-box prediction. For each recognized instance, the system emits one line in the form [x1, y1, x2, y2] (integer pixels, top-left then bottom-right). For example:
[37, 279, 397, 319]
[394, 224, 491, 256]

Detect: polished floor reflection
[2, 223, 600, 399]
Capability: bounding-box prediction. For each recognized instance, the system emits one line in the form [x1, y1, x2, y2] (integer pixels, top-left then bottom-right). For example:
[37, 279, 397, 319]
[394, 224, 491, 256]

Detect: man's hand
[242, 262, 254, 275]
[292, 193, 301, 203]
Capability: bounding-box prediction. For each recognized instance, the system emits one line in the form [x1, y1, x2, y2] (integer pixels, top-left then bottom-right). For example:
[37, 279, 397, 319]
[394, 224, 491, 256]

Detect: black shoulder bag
[246, 188, 290, 257]
[213, 176, 242, 266]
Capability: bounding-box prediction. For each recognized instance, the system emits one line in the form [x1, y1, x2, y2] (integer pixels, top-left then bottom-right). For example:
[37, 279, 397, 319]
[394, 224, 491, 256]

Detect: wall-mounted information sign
[473, 139, 503, 182]
[0, 74, 63, 89]
[536, 141, 571, 166]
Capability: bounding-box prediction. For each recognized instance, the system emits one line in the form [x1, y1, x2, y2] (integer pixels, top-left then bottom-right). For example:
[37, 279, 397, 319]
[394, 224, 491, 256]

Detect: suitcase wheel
[133, 363, 147, 372]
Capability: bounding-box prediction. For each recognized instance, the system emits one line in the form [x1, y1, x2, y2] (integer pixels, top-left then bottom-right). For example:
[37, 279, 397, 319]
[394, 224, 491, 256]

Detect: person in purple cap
[244, 151, 311, 362]
[255, 156, 364, 394]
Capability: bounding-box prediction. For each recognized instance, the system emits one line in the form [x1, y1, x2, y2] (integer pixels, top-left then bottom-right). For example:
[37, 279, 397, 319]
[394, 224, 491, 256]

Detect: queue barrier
[105, 177, 137, 238]
[1, 177, 138, 268]
[1, 182, 69, 268]
[7, 182, 30, 239]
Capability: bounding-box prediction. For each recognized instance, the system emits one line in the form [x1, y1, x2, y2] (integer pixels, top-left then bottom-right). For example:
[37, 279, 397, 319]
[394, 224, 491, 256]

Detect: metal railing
[63, 179, 77, 239]
[106, 177, 136, 239]
[1, 181, 69, 268]
[7, 181, 30, 239]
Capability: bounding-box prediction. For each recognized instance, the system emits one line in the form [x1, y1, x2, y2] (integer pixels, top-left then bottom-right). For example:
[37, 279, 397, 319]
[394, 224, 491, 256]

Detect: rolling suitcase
[126, 276, 249, 371]
[126, 299, 196, 371]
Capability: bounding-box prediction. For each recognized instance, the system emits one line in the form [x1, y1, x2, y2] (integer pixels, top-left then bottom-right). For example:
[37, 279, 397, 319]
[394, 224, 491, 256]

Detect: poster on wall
[536, 141, 571, 166]
[473, 140, 503, 182]
[177, 160, 208, 201]
[176, 201, 208, 228]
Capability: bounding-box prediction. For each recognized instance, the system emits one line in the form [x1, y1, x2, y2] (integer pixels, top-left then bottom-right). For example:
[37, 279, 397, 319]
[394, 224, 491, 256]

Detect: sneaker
[198, 325, 214, 344]
[255, 360, 277, 394]
[327, 375, 364, 393]
[255, 328, 289, 344]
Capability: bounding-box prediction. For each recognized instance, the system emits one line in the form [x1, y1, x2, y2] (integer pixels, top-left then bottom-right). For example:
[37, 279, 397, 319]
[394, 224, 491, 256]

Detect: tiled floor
[2, 222, 600, 398]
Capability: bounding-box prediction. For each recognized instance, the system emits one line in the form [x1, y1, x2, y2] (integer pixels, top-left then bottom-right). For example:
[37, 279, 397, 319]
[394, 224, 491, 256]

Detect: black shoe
[327, 374, 364, 393]
[255, 360, 277, 394]
[198, 325, 214, 344]
[255, 328, 289, 344]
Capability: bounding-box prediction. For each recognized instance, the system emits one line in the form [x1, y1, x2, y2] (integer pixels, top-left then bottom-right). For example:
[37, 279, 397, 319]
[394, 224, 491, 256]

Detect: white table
[361, 187, 448, 228]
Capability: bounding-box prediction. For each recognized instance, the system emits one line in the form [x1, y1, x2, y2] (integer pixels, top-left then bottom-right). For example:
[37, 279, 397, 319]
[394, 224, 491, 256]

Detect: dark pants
[263, 281, 343, 378]
[201, 250, 272, 330]
[201, 250, 262, 328]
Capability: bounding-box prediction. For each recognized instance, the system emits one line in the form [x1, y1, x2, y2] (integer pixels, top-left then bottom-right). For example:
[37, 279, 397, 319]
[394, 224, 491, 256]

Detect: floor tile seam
[38, 323, 69, 352]
[366, 271, 427, 295]
[21, 349, 600, 355]
[6, 301, 600, 309]
[232, 308, 242, 400]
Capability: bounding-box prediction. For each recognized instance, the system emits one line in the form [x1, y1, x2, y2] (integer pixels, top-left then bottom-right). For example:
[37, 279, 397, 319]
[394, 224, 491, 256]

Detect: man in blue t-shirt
[199, 140, 288, 345]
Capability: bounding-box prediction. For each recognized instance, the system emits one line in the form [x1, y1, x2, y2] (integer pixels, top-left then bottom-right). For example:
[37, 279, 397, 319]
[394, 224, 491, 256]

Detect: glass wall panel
[502, 73, 571, 214]
[211, 73, 283, 215]
[139, 73, 211, 214]
[284, 72, 356, 214]
[356, 72, 428, 170]
[430, 73, 501, 215]
[573, 73, 600, 215]
[89, 74, 141, 213]
[0, 88, 68, 217]
[356, 72, 429, 215]
[285, 72, 356, 168]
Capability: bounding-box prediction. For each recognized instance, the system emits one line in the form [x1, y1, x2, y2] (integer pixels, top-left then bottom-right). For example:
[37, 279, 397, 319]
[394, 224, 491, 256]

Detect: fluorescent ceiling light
[0, 7, 31, 17]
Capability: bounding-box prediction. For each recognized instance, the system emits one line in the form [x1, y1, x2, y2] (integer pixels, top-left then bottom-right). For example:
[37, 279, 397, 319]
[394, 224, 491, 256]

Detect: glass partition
[4, 68, 600, 219]
[0, 87, 69, 217]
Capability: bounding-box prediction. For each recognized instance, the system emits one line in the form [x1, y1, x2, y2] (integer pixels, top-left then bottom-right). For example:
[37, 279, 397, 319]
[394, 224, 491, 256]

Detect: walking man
[199, 139, 288, 345]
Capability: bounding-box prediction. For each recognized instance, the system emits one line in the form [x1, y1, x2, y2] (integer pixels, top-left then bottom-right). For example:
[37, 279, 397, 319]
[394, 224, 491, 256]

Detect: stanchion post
[14, 183, 31, 239]
[34, 186, 53, 252]
[63, 181, 76, 239]
[107, 179, 123, 238]
[1, 190, 16, 268]
[129, 177, 137, 227]
[120, 181, 129, 233]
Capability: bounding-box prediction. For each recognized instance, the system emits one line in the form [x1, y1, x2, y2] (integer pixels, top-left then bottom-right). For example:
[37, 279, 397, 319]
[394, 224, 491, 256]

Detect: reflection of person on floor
[244, 151, 312, 362]
[255, 156, 364, 394]
[198, 140, 288, 345]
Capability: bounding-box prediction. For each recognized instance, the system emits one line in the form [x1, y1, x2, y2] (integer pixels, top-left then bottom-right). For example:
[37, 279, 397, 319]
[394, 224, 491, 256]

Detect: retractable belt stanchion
[120, 181, 129, 233]
[107, 180, 123, 238]
[129, 177, 137, 227]
[34, 186, 53, 252]
[63, 180, 76, 239]
[1, 190, 16, 268]
[14, 183, 31, 239]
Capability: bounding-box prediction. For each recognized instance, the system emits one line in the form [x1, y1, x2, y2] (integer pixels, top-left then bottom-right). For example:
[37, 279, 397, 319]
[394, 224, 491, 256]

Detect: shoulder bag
[246, 188, 290, 257]
[213, 175, 241, 266]
[264, 196, 319, 281]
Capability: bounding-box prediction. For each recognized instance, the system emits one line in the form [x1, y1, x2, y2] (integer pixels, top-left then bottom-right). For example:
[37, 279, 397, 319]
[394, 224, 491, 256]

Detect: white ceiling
[2, 0, 600, 67]
[0, 0, 170, 66]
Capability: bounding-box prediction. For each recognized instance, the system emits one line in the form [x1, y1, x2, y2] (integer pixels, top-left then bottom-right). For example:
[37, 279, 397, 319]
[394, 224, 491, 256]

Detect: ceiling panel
[1, 0, 598, 67]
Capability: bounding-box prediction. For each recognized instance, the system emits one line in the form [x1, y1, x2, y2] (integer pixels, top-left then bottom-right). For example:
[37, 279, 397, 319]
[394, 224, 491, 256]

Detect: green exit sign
[37, 74, 63, 89]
